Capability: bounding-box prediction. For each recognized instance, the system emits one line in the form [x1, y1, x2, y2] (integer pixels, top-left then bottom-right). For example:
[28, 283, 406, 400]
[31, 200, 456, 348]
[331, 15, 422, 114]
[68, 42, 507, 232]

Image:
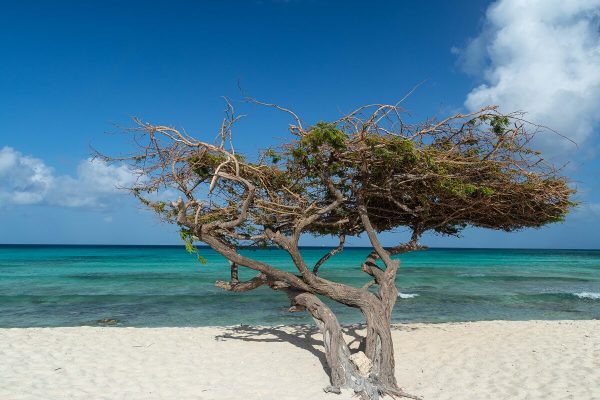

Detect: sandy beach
[1, 320, 598, 400]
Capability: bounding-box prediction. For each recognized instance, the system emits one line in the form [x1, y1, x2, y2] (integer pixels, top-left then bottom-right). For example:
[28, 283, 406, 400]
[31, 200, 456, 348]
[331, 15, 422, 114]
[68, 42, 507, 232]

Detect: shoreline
[1, 317, 599, 329]
[1, 320, 598, 399]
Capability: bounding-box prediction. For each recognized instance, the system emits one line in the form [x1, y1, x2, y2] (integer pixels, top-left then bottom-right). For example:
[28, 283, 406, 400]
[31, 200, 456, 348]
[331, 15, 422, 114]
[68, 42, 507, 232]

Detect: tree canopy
[117, 103, 572, 244]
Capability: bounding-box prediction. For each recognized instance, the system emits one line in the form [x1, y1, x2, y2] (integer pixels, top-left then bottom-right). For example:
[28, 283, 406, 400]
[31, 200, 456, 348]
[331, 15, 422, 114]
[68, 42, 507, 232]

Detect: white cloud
[459, 0, 600, 153]
[0, 146, 141, 209]
[0, 147, 54, 205]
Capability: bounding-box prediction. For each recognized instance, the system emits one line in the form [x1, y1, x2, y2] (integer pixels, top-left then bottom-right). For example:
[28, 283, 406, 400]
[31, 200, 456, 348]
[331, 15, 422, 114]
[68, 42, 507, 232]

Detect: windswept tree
[103, 100, 573, 400]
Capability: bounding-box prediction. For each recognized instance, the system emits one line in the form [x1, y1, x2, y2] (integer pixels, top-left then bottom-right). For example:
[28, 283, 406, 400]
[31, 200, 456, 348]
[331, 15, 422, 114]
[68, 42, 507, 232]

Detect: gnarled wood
[289, 291, 380, 399]
[313, 234, 345, 274]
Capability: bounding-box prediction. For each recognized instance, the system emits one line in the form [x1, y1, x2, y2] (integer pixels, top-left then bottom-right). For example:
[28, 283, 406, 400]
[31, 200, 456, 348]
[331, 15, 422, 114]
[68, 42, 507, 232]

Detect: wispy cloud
[585, 202, 600, 217]
[457, 0, 600, 154]
[0, 146, 140, 208]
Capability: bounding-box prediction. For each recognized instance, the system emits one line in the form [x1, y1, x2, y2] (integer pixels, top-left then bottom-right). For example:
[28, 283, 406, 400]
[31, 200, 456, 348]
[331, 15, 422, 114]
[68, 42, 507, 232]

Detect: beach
[2, 247, 599, 398]
[1, 320, 598, 400]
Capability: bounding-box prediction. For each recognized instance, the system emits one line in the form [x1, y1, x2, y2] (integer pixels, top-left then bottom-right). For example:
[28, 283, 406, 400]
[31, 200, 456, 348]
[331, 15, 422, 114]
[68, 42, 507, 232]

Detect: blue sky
[1, 0, 599, 248]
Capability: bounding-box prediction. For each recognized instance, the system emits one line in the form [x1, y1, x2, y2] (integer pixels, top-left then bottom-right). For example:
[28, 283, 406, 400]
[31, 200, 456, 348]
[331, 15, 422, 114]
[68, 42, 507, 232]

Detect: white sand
[1, 320, 599, 400]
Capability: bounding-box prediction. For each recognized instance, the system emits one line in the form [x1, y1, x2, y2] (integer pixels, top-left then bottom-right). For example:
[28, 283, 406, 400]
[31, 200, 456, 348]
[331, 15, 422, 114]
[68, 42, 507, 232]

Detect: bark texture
[290, 291, 382, 399]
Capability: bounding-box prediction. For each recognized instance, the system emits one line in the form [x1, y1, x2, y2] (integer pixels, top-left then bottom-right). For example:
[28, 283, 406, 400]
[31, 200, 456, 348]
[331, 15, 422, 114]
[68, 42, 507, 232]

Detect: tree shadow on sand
[213, 323, 421, 383]
[213, 324, 367, 379]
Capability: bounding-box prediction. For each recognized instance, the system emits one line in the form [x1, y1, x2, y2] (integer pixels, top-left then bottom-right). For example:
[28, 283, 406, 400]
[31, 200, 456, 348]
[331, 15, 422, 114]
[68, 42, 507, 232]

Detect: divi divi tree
[103, 101, 573, 400]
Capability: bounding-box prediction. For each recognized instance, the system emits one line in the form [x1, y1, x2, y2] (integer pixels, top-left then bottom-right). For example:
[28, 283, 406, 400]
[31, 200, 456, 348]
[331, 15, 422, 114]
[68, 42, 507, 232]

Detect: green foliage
[188, 152, 227, 179]
[152, 201, 166, 213]
[546, 200, 578, 223]
[300, 122, 347, 151]
[479, 187, 495, 197]
[287, 122, 348, 178]
[265, 166, 295, 188]
[264, 149, 281, 164]
[291, 147, 306, 159]
[367, 135, 416, 158]
[490, 116, 510, 135]
[438, 178, 495, 198]
[180, 228, 206, 264]
[363, 135, 423, 180]
[548, 214, 566, 223]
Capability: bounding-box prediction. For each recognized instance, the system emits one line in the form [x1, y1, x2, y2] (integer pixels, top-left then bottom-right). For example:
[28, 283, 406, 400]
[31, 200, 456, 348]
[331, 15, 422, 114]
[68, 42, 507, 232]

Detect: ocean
[0, 245, 598, 327]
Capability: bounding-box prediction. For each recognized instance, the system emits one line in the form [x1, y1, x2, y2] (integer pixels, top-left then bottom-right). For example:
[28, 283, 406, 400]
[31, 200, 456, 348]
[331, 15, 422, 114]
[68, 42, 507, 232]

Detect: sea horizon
[1, 246, 598, 328]
[2, 244, 599, 251]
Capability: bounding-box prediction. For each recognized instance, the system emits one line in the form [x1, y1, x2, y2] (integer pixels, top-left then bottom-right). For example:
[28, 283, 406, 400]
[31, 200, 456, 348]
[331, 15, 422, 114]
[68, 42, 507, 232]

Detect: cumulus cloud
[0, 146, 141, 208]
[458, 0, 600, 153]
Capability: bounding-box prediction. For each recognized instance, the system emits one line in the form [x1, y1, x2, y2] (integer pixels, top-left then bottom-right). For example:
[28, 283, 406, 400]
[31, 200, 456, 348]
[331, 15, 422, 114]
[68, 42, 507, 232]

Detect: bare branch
[313, 234, 345, 274]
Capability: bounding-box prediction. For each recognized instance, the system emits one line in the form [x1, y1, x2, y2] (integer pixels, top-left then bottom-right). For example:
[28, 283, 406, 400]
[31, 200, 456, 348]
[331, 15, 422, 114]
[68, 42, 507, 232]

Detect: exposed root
[382, 386, 423, 400]
[353, 381, 423, 400]
[397, 392, 423, 400]
[324, 385, 342, 394]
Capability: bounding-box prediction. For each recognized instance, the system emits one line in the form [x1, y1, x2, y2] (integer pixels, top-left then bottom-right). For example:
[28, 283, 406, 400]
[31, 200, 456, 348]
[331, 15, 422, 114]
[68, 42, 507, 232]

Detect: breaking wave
[398, 293, 419, 299]
[573, 292, 600, 300]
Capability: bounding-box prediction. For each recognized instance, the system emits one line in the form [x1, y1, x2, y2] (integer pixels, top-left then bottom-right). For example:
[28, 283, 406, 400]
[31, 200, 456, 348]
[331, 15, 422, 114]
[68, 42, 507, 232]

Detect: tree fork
[290, 291, 421, 400]
[289, 291, 381, 400]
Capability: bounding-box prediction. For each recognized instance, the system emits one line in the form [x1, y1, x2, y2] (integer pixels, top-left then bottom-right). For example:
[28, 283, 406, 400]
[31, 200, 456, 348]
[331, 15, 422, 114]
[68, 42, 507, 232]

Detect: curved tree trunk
[363, 303, 421, 399]
[373, 274, 399, 388]
[289, 291, 420, 400]
[360, 275, 421, 399]
[363, 302, 398, 389]
[290, 291, 380, 399]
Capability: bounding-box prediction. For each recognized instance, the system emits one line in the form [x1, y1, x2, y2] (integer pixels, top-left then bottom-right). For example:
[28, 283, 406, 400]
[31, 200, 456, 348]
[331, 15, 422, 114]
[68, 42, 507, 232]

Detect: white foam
[398, 293, 419, 299]
[574, 292, 600, 300]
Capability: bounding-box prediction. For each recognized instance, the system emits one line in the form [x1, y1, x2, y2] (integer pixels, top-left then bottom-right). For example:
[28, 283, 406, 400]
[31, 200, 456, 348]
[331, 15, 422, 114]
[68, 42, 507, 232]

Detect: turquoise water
[0, 245, 599, 327]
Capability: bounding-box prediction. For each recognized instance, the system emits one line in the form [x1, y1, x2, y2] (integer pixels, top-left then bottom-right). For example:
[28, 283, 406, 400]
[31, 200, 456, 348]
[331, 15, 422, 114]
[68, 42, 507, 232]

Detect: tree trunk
[363, 301, 397, 390]
[360, 289, 420, 399]
[290, 292, 380, 400]
[289, 291, 422, 400]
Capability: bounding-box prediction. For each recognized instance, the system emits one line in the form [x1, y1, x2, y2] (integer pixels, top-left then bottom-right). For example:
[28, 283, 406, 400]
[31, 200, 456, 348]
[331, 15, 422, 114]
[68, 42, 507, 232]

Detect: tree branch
[215, 272, 266, 292]
[313, 234, 345, 274]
